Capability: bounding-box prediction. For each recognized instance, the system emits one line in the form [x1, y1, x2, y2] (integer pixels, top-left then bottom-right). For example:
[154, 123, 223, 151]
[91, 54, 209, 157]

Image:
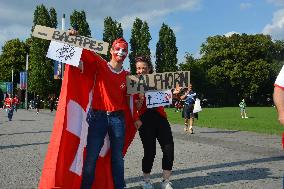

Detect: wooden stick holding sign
[32, 25, 109, 55]
[126, 71, 190, 94]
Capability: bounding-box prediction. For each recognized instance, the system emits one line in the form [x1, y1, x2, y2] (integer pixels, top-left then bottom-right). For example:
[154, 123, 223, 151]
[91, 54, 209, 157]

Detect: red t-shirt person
[4, 97, 13, 109]
[80, 49, 129, 112]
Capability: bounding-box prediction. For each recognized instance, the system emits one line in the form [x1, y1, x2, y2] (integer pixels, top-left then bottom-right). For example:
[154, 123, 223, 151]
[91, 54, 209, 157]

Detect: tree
[102, 17, 123, 61]
[199, 33, 282, 105]
[70, 10, 91, 37]
[29, 4, 57, 97]
[155, 23, 178, 73]
[179, 53, 206, 96]
[129, 18, 151, 74]
[49, 8, 57, 28]
[0, 39, 28, 87]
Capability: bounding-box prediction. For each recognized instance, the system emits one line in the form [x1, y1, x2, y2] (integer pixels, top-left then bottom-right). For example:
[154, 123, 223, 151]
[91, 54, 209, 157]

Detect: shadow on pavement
[165, 168, 269, 189]
[126, 156, 283, 188]
[199, 130, 239, 134]
[0, 141, 49, 150]
[15, 119, 37, 122]
[0, 130, 51, 136]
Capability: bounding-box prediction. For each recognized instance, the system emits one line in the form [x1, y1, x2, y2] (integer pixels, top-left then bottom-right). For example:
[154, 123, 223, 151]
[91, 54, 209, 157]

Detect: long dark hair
[135, 55, 153, 74]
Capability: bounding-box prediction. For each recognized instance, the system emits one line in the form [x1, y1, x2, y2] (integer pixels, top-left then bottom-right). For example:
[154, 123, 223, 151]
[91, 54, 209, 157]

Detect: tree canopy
[197, 34, 283, 105]
[155, 23, 178, 73]
[102, 17, 123, 61]
[0, 39, 28, 86]
[29, 4, 57, 96]
[129, 18, 152, 74]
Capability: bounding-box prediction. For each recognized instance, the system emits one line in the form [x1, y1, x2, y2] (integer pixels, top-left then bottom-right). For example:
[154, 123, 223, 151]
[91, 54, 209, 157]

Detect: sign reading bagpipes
[126, 71, 190, 94]
[32, 25, 109, 55]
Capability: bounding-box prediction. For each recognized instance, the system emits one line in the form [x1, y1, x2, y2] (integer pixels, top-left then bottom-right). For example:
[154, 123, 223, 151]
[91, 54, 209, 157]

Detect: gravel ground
[0, 109, 283, 189]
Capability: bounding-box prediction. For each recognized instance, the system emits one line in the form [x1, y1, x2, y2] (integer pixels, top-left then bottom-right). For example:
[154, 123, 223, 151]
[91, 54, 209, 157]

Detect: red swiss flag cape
[38, 64, 136, 189]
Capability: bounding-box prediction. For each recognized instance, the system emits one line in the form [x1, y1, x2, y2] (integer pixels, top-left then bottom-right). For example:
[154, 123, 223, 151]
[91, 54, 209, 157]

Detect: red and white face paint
[112, 42, 128, 62]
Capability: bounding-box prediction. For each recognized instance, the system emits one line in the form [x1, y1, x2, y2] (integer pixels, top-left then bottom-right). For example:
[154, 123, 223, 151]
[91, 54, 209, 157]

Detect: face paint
[112, 43, 128, 62]
[114, 47, 127, 57]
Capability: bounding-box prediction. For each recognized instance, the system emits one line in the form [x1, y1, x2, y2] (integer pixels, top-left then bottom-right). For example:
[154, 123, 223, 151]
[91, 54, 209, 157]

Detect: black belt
[93, 109, 124, 116]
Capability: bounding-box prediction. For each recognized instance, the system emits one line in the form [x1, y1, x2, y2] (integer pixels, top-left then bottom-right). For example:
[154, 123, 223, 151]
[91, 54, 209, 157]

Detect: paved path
[0, 109, 283, 189]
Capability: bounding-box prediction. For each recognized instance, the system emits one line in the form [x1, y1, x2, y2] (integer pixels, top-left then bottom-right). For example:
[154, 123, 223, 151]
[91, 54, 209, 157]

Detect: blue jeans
[81, 109, 125, 189]
[7, 108, 13, 121]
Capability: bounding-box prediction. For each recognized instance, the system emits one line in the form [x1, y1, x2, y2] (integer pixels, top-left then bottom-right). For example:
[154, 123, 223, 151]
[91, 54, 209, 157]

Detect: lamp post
[61, 13, 65, 79]
[25, 54, 29, 110]
[11, 69, 13, 96]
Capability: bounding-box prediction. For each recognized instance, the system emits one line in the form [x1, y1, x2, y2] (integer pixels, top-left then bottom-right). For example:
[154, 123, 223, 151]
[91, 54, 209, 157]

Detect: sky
[0, 0, 284, 70]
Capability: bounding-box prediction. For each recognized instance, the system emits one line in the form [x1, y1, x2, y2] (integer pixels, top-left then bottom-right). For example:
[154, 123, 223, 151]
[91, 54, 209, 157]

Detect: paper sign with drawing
[145, 90, 172, 108]
[47, 41, 83, 67]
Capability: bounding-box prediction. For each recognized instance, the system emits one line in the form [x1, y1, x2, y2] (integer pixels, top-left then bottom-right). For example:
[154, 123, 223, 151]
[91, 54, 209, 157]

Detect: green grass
[165, 107, 284, 136]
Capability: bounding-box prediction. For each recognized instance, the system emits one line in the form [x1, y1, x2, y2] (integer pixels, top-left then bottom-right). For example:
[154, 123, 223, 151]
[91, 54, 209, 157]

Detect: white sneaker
[141, 180, 154, 189]
[161, 180, 173, 189]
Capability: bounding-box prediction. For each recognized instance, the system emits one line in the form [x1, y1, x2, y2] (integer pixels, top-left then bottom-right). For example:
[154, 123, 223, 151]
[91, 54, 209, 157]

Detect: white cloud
[0, 0, 201, 51]
[119, 9, 170, 29]
[118, 0, 200, 29]
[240, 3, 252, 10]
[224, 31, 240, 37]
[263, 9, 284, 40]
[172, 25, 182, 33]
[267, 0, 284, 6]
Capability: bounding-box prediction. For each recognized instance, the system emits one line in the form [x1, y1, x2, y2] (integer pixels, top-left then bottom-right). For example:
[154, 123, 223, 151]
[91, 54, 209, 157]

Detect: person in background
[133, 56, 174, 189]
[3, 94, 14, 121]
[0, 90, 4, 108]
[13, 95, 19, 112]
[34, 95, 40, 114]
[239, 99, 248, 119]
[180, 84, 197, 134]
[49, 95, 55, 112]
[172, 86, 183, 113]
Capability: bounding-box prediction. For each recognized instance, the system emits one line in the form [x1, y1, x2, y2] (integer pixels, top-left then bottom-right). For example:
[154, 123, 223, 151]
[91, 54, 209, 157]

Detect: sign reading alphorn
[127, 71, 190, 94]
[32, 25, 109, 55]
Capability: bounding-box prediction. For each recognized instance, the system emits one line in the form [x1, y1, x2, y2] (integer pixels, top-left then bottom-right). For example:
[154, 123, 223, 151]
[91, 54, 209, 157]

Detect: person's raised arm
[180, 90, 189, 100]
[67, 29, 102, 71]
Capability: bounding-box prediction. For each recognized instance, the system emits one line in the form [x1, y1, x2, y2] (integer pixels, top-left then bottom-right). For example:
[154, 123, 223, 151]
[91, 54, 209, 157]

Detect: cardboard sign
[127, 71, 190, 94]
[47, 41, 83, 67]
[146, 90, 172, 108]
[32, 25, 108, 55]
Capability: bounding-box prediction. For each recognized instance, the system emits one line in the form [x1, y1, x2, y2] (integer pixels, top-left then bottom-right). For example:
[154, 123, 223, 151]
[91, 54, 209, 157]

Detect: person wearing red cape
[38, 37, 136, 189]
